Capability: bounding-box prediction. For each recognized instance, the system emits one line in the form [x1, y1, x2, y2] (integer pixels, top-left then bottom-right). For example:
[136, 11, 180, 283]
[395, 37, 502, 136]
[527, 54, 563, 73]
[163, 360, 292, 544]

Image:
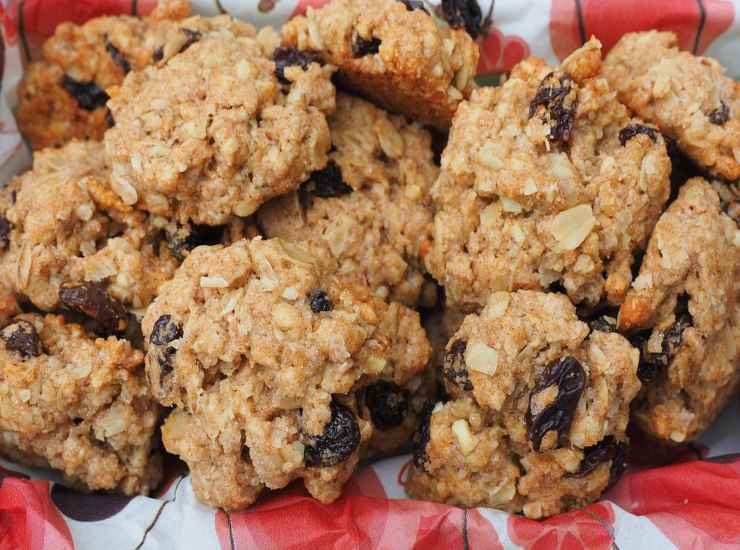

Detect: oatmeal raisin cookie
[104, 32, 335, 224]
[0, 141, 179, 320]
[257, 93, 438, 306]
[618, 178, 739, 442]
[144, 238, 430, 509]
[281, 0, 478, 129]
[0, 313, 161, 495]
[405, 290, 641, 518]
[603, 31, 739, 181]
[427, 39, 671, 311]
[16, 0, 197, 149]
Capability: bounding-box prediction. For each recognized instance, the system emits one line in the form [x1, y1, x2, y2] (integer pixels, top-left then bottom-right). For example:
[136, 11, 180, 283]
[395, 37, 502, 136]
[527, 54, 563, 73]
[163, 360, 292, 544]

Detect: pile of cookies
[1, 0, 737, 519]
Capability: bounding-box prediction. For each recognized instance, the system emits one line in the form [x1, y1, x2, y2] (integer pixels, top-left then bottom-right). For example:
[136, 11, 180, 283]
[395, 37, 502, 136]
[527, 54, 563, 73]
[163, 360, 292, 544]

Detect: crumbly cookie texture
[0, 141, 179, 319]
[0, 313, 161, 495]
[143, 238, 430, 509]
[105, 32, 335, 225]
[405, 290, 641, 519]
[257, 93, 438, 306]
[281, 0, 478, 129]
[427, 39, 671, 312]
[618, 178, 739, 443]
[603, 31, 740, 181]
[16, 0, 197, 149]
[711, 179, 739, 224]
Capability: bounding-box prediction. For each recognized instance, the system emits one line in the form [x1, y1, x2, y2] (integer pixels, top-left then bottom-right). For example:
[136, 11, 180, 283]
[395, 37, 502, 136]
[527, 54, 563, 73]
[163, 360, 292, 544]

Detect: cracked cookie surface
[426, 39, 671, 312]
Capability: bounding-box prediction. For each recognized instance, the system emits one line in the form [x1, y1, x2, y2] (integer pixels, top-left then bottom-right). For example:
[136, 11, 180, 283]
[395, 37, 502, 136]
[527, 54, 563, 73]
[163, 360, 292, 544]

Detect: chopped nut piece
[465, 342, 499, 376]
[452, 419, 479, 455]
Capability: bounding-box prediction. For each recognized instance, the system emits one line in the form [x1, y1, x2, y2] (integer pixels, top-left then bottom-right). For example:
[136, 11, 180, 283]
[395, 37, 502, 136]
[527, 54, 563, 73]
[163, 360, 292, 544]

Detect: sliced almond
[366, 356, 387, 375]
[452, 419, 479, 455]
[488, 479, 516, 505]
[111, 176, 138, 206]
[465, 342, 499, 376]
[500, 196, 523, 214]
[282, 286, 299, 301]
[548, 204, 595, 251]
[200, 276, 229, 289]
[277, 239, 317, 265]
[273, 303, 300, 330]
[483, 292, 510, 319]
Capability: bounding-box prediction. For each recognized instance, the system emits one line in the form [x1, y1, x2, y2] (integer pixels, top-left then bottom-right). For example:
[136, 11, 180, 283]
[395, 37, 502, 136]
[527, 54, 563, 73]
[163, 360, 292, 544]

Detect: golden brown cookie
[0, 142, 179, 322]
[143, 238, 430, 509]
[427, 39, 671, 312]
[0, 313, 161, 495]
[16, 0, 197, 149]
[104, 32, 335, 224]
[258, 93, 438, 306]
[281, 0, 478, 129]
[405, 290, 641, 518]
[603, 31, 739, 181]
[619, 178, 739, 442]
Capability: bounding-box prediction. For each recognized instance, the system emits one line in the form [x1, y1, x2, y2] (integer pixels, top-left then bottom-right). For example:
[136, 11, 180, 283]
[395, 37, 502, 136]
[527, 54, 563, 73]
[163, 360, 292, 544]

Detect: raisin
[179, 28, 202, 53]
[305, 161, 353, 198]
[526, 356, 586, 451]
[633, 294, 692, 383]
[0, 217, 11, 250]
[61, 75, 109, 111]
[58, 283, 128, 334]
[308, 290, 333, 313]
[574, 436, 628, 489]
[588, 315, 617, 333]
[618, 124, 658, 146]
[1, 320, 42, 359]
[529, 72, 577, 145]
[549, 280, 568, 295]
[443, 339, 473, 391]
[630, 333, 658, 383]
[399, 0, 428, 13]
[152, 46, 164, 63]
[167, 223, 225, 261]
[150, 314, 183, 346]
[303, 402, 360, 467]
[412, 402, 434, 469]
[149, 314, 183, 376]
[708, 101, 730, 125]
[105, 110, 115, 128]
[364, 381, 408, 431]
[272, 47, 321, 84]
[353, 36, 381, 57]
[105, 38, 131, 74]
[439, 0, 489, 39]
